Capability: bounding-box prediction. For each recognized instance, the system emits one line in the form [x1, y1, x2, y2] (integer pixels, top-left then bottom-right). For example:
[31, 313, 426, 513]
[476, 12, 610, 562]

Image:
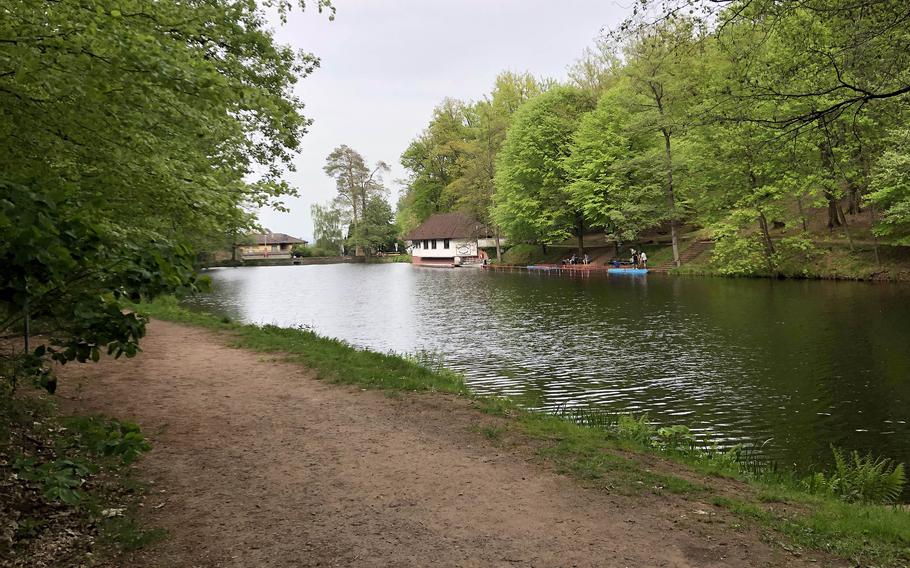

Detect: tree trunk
[494, 233, 502, 262]
[837, 204, 854, 251]
[796, 196, 808, 232]
[818, 122, 842, 230]
[757, 212, 776, 274]
[23, 280, 30, 356]
[575, 212, 585, 256]
[825, 191, 841, 229]
[870, 204, 881, 266]
[662, 130, 680, 267]
[847, 183, 862, 215]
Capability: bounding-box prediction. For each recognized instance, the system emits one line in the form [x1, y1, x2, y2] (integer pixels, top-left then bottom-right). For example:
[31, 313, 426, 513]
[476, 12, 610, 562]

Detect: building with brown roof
[405, 213, 497, 267]
[236, 232, 308, 260]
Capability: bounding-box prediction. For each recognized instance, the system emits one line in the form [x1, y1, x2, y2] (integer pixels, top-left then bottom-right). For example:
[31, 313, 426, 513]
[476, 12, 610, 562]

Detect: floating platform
[607, 268, 649, 275]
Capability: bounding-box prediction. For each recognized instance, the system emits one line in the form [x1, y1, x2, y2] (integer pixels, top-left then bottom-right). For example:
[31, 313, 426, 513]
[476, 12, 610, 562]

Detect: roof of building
[243, 232, 308, 245]
[405, 213, 492, 241]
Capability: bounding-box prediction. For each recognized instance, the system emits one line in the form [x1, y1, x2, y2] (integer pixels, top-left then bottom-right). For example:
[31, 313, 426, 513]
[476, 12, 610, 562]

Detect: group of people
[559, 249, 648, 268]
[561, 253, 591, 266]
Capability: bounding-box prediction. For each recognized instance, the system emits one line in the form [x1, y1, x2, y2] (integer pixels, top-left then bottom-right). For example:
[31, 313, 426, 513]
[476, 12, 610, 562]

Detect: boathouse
[405, 213, 494, 267]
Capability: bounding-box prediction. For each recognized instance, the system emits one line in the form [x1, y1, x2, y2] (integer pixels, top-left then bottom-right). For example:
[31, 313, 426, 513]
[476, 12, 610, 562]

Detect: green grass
[136, 297, 910, 566]
[138, 297, 467, 395]
[499, 244, 567, 265]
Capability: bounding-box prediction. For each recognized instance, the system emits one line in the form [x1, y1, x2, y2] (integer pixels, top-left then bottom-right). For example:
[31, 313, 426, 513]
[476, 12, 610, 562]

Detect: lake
[188, 263, 910, 472]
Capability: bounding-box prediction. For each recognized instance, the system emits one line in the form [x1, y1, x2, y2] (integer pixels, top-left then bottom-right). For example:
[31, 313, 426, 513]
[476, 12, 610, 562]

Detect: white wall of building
[409, 238, 477, 258]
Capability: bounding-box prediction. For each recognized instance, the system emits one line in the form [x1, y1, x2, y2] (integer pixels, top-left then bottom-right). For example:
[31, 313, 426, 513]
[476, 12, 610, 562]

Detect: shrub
[13, 457, 95, 506]
[65, 417, 151, 464]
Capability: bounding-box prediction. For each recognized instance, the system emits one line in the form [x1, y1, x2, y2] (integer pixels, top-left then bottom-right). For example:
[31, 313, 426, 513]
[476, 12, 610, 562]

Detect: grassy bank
[498, 235, 910, 281]
[136, 297, 909, 565]
[0, 389, 162, 565]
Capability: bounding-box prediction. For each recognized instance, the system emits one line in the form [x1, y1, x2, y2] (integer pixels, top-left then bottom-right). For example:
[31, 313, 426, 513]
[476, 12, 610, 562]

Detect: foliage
[310, 202, 346, 254]
[397, 72, 546, 236]
[63, 417, 151, 465]
[398, 1, 910, 273]
[803, 447, 906, 505]
[655, 425, 697, 454]
[1, 390, 156, 563]
[0, 182, 204, 391]
[492, 86, 596, 244]
[355, 195, 399, 255]
[13, 457, 94, 506]
[710, 224, 772, 276]
[615, 414, 656, 445]
[565, 82, 664, 244]
[322, 145, 394, 255]
[1, 0, 324, 387]
[869, 128, 910, 244]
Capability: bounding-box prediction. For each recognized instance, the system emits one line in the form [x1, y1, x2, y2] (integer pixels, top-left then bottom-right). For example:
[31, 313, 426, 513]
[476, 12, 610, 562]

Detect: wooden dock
[482, 263, 648, 276]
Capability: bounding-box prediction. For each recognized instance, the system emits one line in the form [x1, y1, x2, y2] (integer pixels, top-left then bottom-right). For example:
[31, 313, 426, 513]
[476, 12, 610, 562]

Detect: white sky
[259, 0, 631, 241]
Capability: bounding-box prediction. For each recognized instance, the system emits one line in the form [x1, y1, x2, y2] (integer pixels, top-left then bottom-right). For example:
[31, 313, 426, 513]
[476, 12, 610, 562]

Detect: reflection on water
[188, 264, 910, 471]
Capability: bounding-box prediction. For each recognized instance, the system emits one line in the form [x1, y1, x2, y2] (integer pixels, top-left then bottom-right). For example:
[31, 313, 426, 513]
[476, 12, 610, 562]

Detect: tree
[323, 145, 390, 254]
[1, 0, 325, 388]
[565, 81, 664, 251]
[397, 73, 546, 258]
[869, 128, 910, 245]
[616, 0, 910, 129]
[354, 197, 399, 255]
[310, 202, 345, 255]
[622, 19, 706, 266]
[397, 100, 473, 234]
[492, 86, 596, 251]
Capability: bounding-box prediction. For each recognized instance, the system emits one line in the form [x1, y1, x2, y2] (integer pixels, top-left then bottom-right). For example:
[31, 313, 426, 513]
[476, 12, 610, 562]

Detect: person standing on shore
[640, 250, 648, 269]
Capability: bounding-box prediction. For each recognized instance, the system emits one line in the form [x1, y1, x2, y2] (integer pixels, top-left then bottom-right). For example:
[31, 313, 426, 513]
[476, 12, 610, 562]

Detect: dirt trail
[58, 321, 838, 567]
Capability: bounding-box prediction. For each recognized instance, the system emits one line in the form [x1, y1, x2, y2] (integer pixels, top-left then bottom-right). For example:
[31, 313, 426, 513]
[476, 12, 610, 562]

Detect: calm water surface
[189, 264, 910, 471]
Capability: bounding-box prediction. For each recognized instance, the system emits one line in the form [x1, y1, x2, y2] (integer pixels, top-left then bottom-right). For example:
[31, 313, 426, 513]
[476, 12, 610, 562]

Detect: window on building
[422, 240, 427, 249]
[431, 239, 437, 249]
[443, 239, 450, 249]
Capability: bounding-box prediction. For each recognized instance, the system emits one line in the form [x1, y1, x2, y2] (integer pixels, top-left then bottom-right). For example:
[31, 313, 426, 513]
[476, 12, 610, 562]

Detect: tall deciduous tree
[310, 202, 345, 254]
[323, 145, 389, 254]
[492, 86, 596, 252]
[565, 81, 664, 251]
[623, 19, 706, 266]
[1, 0, 327, 385]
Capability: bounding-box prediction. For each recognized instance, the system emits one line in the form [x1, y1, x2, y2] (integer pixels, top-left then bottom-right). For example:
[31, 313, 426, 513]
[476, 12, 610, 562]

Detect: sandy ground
[57, 320, 842, 567]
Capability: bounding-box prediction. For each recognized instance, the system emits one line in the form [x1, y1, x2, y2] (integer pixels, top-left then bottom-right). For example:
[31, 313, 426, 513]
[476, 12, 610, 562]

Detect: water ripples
[190, 264, 910, 471]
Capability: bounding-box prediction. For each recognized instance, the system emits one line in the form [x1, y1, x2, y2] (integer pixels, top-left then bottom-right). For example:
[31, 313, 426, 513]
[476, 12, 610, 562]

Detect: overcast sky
[260, 0, 631, 241]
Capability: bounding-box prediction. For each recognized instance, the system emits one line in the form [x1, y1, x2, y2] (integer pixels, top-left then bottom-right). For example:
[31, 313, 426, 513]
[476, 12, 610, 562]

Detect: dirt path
[57, 321, 839, 567]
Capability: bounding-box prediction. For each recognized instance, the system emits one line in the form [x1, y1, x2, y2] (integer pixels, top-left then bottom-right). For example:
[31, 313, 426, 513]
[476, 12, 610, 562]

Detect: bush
[65, 417, 151, 464]
[710, 224, 768, 276]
